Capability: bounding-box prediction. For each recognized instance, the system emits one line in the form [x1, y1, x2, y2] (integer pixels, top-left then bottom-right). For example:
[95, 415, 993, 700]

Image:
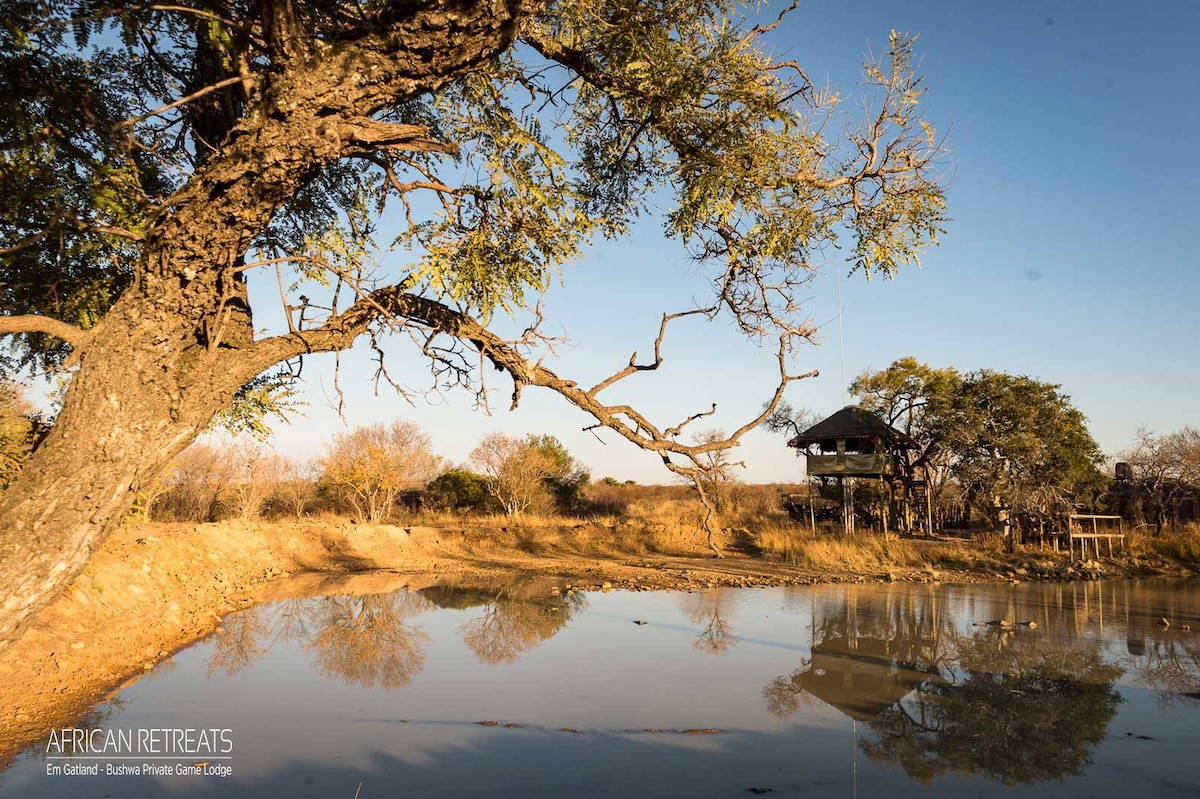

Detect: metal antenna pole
[836, 266, 847, 407]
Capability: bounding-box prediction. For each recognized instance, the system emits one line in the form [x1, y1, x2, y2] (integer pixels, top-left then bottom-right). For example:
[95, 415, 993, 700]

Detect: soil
[0, 518, 1191, 767]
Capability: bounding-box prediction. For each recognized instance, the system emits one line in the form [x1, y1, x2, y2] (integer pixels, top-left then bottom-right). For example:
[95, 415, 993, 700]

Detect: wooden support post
[881, 475, 889, 541]
[809, 478, 816, 533]
[842, 478, 853, 537]
[925, 487, 934, 538]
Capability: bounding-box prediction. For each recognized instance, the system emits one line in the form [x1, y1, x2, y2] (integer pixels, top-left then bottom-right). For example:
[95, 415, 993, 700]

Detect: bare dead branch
[587, 308, 711, 395]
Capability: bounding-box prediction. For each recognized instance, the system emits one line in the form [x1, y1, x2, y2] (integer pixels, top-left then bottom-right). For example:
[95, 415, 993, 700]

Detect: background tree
[851, 359, 1104, 538]
[850, 358, 960, 526]
[223, 440, 288, 521]
[0, 0, 948, 641]
[0, 382, 42, 490]
[156, 442, 235, 522]
[1121, 427, 1200, 533]
[525, 434, 590, 512]
[273, 456, 317, 519]
[470, 432, 560, 515]
[945, 371, 1106, 541]
[761, 399, 817, 440]
[320, 421, 443, 523]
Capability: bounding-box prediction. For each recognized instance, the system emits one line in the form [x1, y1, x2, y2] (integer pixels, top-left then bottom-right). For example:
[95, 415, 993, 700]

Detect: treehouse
[787, 406, 930, 535]
[787, 406, 914, 477]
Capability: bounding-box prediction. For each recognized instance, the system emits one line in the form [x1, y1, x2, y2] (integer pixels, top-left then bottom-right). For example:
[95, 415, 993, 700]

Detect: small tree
[273, 457, 317, 519]
[157, 443, 236, 522]
[526, 435, 590, 512]
[224, 441, 283, 521]
[1122, 427, 1200, 533]
[470, 433, 560, 516]
[320, 421, 443, 523]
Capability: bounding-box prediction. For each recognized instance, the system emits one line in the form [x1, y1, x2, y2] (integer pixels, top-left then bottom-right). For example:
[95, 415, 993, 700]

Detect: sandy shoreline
[0, 518, 1191, 766]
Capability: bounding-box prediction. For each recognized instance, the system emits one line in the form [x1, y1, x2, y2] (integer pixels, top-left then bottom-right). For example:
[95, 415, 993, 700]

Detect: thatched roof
[787, 405, 914, 448]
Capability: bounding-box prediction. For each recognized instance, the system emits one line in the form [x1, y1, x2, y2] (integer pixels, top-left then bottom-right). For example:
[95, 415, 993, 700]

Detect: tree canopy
[852, 358, 1106, 526]
[0, 0, 948, 642]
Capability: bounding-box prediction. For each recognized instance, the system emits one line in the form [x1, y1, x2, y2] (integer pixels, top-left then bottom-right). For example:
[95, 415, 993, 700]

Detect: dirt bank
[0, 518, 1192, 766]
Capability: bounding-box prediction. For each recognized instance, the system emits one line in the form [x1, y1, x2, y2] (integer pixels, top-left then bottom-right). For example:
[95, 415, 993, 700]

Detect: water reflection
[5, 579, 1199, 798]
[681, 591, 738, 655]
[764, 585, 1127, 785]
[202, 580, 585, 685]
[1136, 631, 1200, 706]
[764, 586, 950, 720]
[306, 593, 432, 689]
[864, 632, 1122, 785]
[426, 583, 586, 665]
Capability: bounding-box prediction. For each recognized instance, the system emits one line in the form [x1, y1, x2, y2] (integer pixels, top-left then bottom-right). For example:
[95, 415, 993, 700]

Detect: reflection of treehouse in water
[764, 586, 1128, 787]
[764, 588, 949, 721]
[801, 635, 944, 722]
[787, 406, 931, 536]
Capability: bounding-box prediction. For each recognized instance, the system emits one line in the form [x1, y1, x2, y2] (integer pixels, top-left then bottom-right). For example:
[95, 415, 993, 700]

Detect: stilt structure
[787, 406, 927, 537]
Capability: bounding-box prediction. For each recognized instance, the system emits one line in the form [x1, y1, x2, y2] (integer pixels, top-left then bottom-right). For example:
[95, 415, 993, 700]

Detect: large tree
[852, 359, 1106, 535]
[0, 0, 947, 642]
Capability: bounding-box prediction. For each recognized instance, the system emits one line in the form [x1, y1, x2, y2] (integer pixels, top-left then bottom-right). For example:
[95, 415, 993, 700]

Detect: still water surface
[3, 578, 1199, 798]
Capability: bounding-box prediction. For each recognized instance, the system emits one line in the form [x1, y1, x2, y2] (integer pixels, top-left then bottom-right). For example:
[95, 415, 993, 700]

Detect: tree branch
[339, 118, 458, 154]
[0, 315, 88, 348]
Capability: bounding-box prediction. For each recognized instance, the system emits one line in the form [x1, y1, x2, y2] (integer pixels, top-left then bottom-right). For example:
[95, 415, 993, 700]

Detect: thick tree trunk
[0, 0, 530, 645]
[0, 290, 257, 644]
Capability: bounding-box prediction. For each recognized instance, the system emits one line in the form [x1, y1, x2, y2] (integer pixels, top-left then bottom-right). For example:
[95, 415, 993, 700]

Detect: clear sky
[245, 0, 1200, 484]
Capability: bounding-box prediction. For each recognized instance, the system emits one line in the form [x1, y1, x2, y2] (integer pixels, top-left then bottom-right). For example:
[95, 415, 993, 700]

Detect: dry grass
[752, 522, 1003, 573]
[399, 501, 718, 559]
[1127, 523, 1200, 566]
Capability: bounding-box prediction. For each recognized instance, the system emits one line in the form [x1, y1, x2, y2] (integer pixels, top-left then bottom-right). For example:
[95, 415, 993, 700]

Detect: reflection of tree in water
[205, 607, 269, 676]
[307, 591, 432, 689]
[448, 586, 586, 666]
[763, 585, 1125, 787]
[272, 597, 317, 645]
[1134, 631, 1200, 707]
[681, 591, 737, 655]
[863, 631, 1123, 785]
[201, 590, 433, 690]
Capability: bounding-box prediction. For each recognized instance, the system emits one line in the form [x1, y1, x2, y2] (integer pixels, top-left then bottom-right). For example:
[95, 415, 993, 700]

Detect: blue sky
[248, 0, 1199, 483]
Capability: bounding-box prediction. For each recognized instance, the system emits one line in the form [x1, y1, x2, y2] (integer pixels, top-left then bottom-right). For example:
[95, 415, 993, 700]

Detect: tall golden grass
[750, 523, 1001, 572]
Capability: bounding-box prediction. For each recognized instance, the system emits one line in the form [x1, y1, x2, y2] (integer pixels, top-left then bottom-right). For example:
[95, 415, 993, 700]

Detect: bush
[425, 469, 497, 514]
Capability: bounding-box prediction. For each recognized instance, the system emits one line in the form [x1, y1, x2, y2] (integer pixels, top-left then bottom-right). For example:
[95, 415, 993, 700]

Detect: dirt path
[0, 518, 1178, 767]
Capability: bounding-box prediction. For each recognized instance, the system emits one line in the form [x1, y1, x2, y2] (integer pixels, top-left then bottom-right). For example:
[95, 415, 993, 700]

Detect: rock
[602, 582, 612, 591]
[69, 641, 85, 650]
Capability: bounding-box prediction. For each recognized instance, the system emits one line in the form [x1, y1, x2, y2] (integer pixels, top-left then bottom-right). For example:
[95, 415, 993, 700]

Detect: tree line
[771, 357, 1199, 537]
[148, 421, 594, 524]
